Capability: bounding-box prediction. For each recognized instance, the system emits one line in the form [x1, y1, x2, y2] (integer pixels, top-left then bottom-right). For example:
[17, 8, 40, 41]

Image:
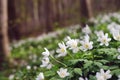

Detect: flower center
[103, 74, 107, 79]
[61, 48, 65, 53]
[117, 36, 120, 40]
[61, 72, 65, 77]
[45, 60, 48, 63]
[85, 44, 89, 48]
[72, 43, 77, 48]
[103, 39, 107, 43]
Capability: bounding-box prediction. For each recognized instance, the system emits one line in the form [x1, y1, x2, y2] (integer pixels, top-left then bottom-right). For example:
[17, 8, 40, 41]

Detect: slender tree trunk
[86, 0, 93, 18]
[0, 0, 10, 66]
[33, 0, 39, 26]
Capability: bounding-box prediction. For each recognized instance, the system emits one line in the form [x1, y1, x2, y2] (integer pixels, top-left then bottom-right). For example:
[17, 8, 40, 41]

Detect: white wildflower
[66, 36, 79, 53]
[46, 63, 53, 69]
[26, 65, 31, 70]
[118, 75, 120, 80]
[57, 68, 70, 78]
[9, 74, 14, 80]
[112, 29, 120, 41]
[96, 69, 112, 80]
[107, 22, 120, 33]
[80, 35, 93, 51]
[95, 30, 104, 38]
[117, 55, 120, 60]
[40, 57, 50, 67]
[79, 77, 88, 80]
[56, 42, 67, 57]
[82, 25, 91, 34]
[42, 48, 50, 57]
[40, 57, 52, 69]
[100, 15, 110, 23]
[33, 66, 37, 70]
[36, 72, 44, 80]
[97, 32, 111, 46]
[118, 47, 120, 52]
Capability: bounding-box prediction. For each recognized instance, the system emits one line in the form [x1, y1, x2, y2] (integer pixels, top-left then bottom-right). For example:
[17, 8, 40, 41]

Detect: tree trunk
[0, 0, 10, 66]
[45, 0, 53, 32]
[86, 0, 93, 18]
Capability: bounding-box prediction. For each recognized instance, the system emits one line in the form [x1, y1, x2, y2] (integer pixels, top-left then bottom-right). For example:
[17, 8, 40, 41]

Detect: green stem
[67, 52, 74, 59]
[92, 51, 95, 63]
[50, 55, 67, 67]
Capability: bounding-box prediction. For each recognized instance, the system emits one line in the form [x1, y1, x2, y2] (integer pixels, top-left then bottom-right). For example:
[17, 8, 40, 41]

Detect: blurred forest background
[1, 0, 120, 66]
[6, 0, 120, 40]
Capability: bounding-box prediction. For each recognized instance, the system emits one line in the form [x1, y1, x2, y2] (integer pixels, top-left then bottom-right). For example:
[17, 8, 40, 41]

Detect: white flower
[42, 48, 50, 57]
[9, 74, 14, 80]
[118, 48, 120, 52]
[118, 75, 120, 80]
[26, 65, 31, 70]
[100, 15, 110, 23]
[46, 63, 53, 69]
[40, 57, 52, 69]
[40, 57, 50, 67]
[107, 22, 115, 33]
[79, 77, 88, 80]
[96, 69, 112, 80]
[80, 35, 93, 51]
[108, 22, 120, 33]
[33, 66, 37, 70]
[112, 29, 120, 41]
[117, 55, 120, 60]
[56, 42, 67, 57]
[82, 25, 91, 34]
[36, 72, 44, 80]
[66, 36, 79, 53]
[97, 32, 111, 46]
[57, 68, 70, 78]
[95, 30, 104, 38]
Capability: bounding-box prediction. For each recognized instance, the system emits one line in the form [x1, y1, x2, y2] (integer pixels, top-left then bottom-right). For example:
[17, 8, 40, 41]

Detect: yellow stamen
[61, 48, 65, 53]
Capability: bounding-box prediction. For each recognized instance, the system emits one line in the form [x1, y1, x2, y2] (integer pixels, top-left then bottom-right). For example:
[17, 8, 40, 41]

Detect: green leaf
[89, 75, 96, 80]
[67, 59, 86, 66]
[94, 62, 103, 68]
[111, 69, 120, 76]
[73, 68, 82, 76]
[109, 66, 119, 70]
[101, 66, 109, 70]
[84, 61, 93, 69]
[44, 71, 56, 77]
[50, 77, 62, 80]
[97, 60, 109, 64]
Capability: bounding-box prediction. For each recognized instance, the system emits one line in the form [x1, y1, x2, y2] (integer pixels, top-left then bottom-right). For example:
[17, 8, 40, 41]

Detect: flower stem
[50, 55, 67, 67]
[67, 52, 74, 59]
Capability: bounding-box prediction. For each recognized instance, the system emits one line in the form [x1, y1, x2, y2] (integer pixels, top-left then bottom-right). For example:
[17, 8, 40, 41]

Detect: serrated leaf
[111, 69, 120, 76]
[97, 60, 109, 64]
[84, 61, 93, 69]
[73, 68, 82, 76]
[101, 66, 109, 70]
[89, 75, 96, 80]
[94, 62, 103, 67]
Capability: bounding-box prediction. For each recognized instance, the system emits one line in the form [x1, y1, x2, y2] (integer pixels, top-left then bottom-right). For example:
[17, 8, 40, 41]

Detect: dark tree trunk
[8, 0, 21, 40]
[80, 0, 93, 26]
[45, 0, 53, 32]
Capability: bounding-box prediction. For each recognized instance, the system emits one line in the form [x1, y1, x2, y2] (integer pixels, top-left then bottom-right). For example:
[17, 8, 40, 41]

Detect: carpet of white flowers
[3, 12, 120, 80]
